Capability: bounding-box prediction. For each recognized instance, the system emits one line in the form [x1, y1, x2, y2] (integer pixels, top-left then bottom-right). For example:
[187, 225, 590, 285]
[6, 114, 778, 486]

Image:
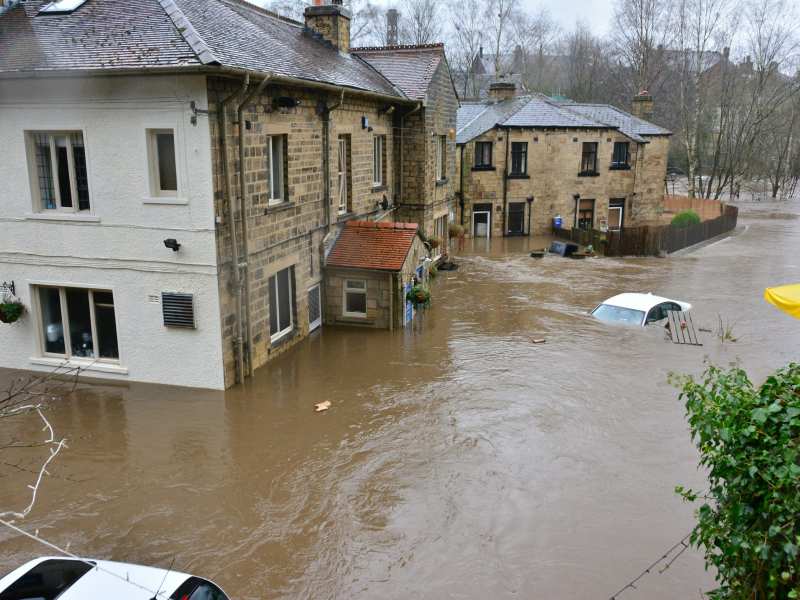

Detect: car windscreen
[0, 559, 93, 600]
[591, 304, 645, 326]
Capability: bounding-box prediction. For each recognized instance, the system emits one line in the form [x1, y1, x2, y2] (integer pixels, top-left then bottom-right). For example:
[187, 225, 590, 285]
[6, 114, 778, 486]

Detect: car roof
[600, 293, 681, 312]
[0, 557, 192, 600]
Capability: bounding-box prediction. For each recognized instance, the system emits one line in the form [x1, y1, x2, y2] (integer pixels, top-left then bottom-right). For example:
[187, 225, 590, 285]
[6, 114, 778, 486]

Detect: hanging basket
[406, 285, 431, 309]
[0, 301, 25, 324]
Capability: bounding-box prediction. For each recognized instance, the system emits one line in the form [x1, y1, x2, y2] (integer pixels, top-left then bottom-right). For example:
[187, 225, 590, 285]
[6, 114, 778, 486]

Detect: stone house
[353, 43, 460, 252]
[0, 0, 456, 389]
[325, 221, 428, 330]
[455, 84, 672, 237]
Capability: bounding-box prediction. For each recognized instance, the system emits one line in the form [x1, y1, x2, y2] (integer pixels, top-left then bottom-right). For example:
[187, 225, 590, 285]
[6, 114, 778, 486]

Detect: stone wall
[208, 76, 401, 387]
[457, 127, 671, 237]
[325, 269, 394, 329]
[396, 59, 459, 248]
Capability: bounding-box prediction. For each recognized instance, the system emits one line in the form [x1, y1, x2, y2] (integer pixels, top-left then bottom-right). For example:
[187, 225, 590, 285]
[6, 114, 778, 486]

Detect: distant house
[0, 0, 457, 389]
[455, 83, 671, 237]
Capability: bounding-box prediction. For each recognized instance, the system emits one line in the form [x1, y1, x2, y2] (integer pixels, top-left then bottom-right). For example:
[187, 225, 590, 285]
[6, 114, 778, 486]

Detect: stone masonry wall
[208, 76, 400, 387]
[457, 127, 670, 237]
[396, 59, 459, 249]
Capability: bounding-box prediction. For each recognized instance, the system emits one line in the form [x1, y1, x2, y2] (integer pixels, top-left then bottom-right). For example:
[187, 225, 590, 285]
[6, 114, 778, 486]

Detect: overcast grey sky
[372, 0, 614, 36]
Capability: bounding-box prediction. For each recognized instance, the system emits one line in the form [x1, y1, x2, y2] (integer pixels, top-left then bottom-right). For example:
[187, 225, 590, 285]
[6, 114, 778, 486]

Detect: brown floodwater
[1, 199, 799, 599]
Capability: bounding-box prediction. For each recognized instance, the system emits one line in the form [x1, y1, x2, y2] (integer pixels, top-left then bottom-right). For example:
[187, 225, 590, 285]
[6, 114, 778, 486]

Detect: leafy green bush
[0, 301, 24, 324]
[675, 363, 800, 599]
[671, 210, 701, 228]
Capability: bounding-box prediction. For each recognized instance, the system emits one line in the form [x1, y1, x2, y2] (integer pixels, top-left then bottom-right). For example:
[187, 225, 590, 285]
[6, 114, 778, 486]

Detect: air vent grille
[162, 292, 195, 328]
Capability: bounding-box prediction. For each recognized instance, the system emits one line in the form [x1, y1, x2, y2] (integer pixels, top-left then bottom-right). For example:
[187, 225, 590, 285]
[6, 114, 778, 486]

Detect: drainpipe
[502, 126, 510, 236]
[459, 144, 465, 226]
[323, 89, 345, 230]
[400, 102, 423, 207]
[388, 272, 394, 332]
[220, 75, 250, 385]
[236, 74, 273, 378]
[527, 196, 534, 236]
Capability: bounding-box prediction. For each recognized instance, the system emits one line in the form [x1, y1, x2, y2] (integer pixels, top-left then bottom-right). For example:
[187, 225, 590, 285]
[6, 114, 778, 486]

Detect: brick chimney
[631, 90, 654, 120]
[386, 8, 399, 46]
[488, 81, 516, 101]
[305, 0, 351, 53]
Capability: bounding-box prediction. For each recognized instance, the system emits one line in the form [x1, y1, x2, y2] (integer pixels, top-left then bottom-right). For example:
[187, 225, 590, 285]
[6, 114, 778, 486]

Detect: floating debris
[315, 401, 332, 413]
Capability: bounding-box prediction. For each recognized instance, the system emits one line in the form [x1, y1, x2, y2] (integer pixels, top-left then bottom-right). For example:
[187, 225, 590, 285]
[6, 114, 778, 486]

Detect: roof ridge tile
[158, 0, 219, 65]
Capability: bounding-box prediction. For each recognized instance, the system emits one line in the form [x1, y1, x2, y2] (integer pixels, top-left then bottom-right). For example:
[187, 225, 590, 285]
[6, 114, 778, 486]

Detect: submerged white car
[0, 556, 230, 600]
[591, 293, 692, 327]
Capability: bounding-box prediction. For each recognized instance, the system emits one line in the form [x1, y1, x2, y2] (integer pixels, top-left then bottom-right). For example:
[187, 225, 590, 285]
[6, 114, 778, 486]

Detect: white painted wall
[0, 74, 225, 389]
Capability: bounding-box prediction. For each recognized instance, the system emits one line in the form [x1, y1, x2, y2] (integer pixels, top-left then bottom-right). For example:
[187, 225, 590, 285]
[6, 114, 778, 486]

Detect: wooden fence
[553, 204, 739, 257]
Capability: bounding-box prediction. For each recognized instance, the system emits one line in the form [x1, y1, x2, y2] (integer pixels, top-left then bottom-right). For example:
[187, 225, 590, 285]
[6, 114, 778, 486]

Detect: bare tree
[561, 21, 615, 102]
[0, 366, 80, 520]
[448, 0, 485, 97]
[673, 0, 731, 197]
[512, 8, 561, 93]
[485, 0, 519, 76]
[398, 0, 442, 46]
[612, 0, 674, 96]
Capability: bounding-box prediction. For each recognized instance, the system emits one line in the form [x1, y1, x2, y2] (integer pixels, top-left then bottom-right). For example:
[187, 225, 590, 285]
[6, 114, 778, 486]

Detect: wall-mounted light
[164, 239, 181, 252]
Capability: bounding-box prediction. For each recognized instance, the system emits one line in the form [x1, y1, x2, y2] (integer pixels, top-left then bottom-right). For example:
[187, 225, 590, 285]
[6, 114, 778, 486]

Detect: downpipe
[220, 74, 250, 385]
[237, 74, 273, 378]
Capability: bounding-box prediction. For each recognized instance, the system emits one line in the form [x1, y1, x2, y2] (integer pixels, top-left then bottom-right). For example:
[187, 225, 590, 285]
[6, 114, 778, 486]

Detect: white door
[473, 211, 491, 238]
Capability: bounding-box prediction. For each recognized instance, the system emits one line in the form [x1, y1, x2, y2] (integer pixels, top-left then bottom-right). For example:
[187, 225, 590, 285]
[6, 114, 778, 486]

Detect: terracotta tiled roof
[327, 221, 419, 272]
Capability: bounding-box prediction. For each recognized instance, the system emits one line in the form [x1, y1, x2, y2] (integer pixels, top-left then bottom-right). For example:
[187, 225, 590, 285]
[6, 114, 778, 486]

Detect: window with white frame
[267, 134, 286, 205]
[269, 267, 295, 343]
[36, 286, 119, 361]
[343, 279, 367, 317]
[147, 129, 178, 196]
[436, 135, 447, 181]
[28, 131, 91, 211]
[337, 134, 351, 214]
[373, 134, 385, 187]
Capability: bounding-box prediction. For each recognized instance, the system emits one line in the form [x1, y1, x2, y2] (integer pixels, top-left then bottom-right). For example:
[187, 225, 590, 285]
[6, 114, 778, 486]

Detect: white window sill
[29, 357, 129, 376]
[25, 212, 100, 223]
[142, 196, 188, 205]
[343, 313, 368, 319]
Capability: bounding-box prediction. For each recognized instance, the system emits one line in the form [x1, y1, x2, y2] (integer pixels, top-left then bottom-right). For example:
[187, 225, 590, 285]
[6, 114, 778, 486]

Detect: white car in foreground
[0, 556, 229, 600]
[591, 293, 692, 327]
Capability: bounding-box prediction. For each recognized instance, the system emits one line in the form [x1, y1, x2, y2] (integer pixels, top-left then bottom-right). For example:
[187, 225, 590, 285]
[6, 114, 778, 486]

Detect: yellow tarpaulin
[764, 284, 800, 319]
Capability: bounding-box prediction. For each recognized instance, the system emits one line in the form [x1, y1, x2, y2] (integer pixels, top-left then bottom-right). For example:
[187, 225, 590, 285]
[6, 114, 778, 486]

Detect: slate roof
[0, 0, 401, 97]
[457, 94, 671, 144]
[352, 44, 444, 101]
[327, 221, 419, 272]
[556, 103, 671, 142]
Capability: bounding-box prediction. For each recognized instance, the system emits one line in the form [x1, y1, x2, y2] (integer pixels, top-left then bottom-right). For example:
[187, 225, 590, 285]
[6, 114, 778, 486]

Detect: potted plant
[428, 237, 441, 250]
[0, 299, 25, 324]
[406, 285, 431, 309]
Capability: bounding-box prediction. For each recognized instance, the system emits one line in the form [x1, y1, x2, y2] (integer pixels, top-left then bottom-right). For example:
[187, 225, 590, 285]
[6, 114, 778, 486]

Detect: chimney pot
[305, 1, 351, 52]
[488, 81, 516, 101]
[631, 90, 654, 119]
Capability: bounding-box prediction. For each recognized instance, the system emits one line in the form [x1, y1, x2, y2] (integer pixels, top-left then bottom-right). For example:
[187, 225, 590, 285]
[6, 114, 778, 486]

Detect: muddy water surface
[1, 200, 799, 599]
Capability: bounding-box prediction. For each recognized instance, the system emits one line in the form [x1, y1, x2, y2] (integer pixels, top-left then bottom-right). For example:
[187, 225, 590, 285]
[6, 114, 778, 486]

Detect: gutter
[236, 74, 273, 378]
[502, 125, 510, 236]
[0, 66, 415, 106]
[323, 89, 346, 231]
[219, 74, 250, 385]
[459, 144, 465, 226]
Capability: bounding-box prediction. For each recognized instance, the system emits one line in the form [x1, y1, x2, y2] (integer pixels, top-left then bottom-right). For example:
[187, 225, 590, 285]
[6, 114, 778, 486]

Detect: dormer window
[38, 0, 88, 15]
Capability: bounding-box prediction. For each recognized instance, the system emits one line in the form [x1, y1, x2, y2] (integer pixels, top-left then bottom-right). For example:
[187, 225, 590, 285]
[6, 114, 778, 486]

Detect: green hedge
[671, 210, 701, 228]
